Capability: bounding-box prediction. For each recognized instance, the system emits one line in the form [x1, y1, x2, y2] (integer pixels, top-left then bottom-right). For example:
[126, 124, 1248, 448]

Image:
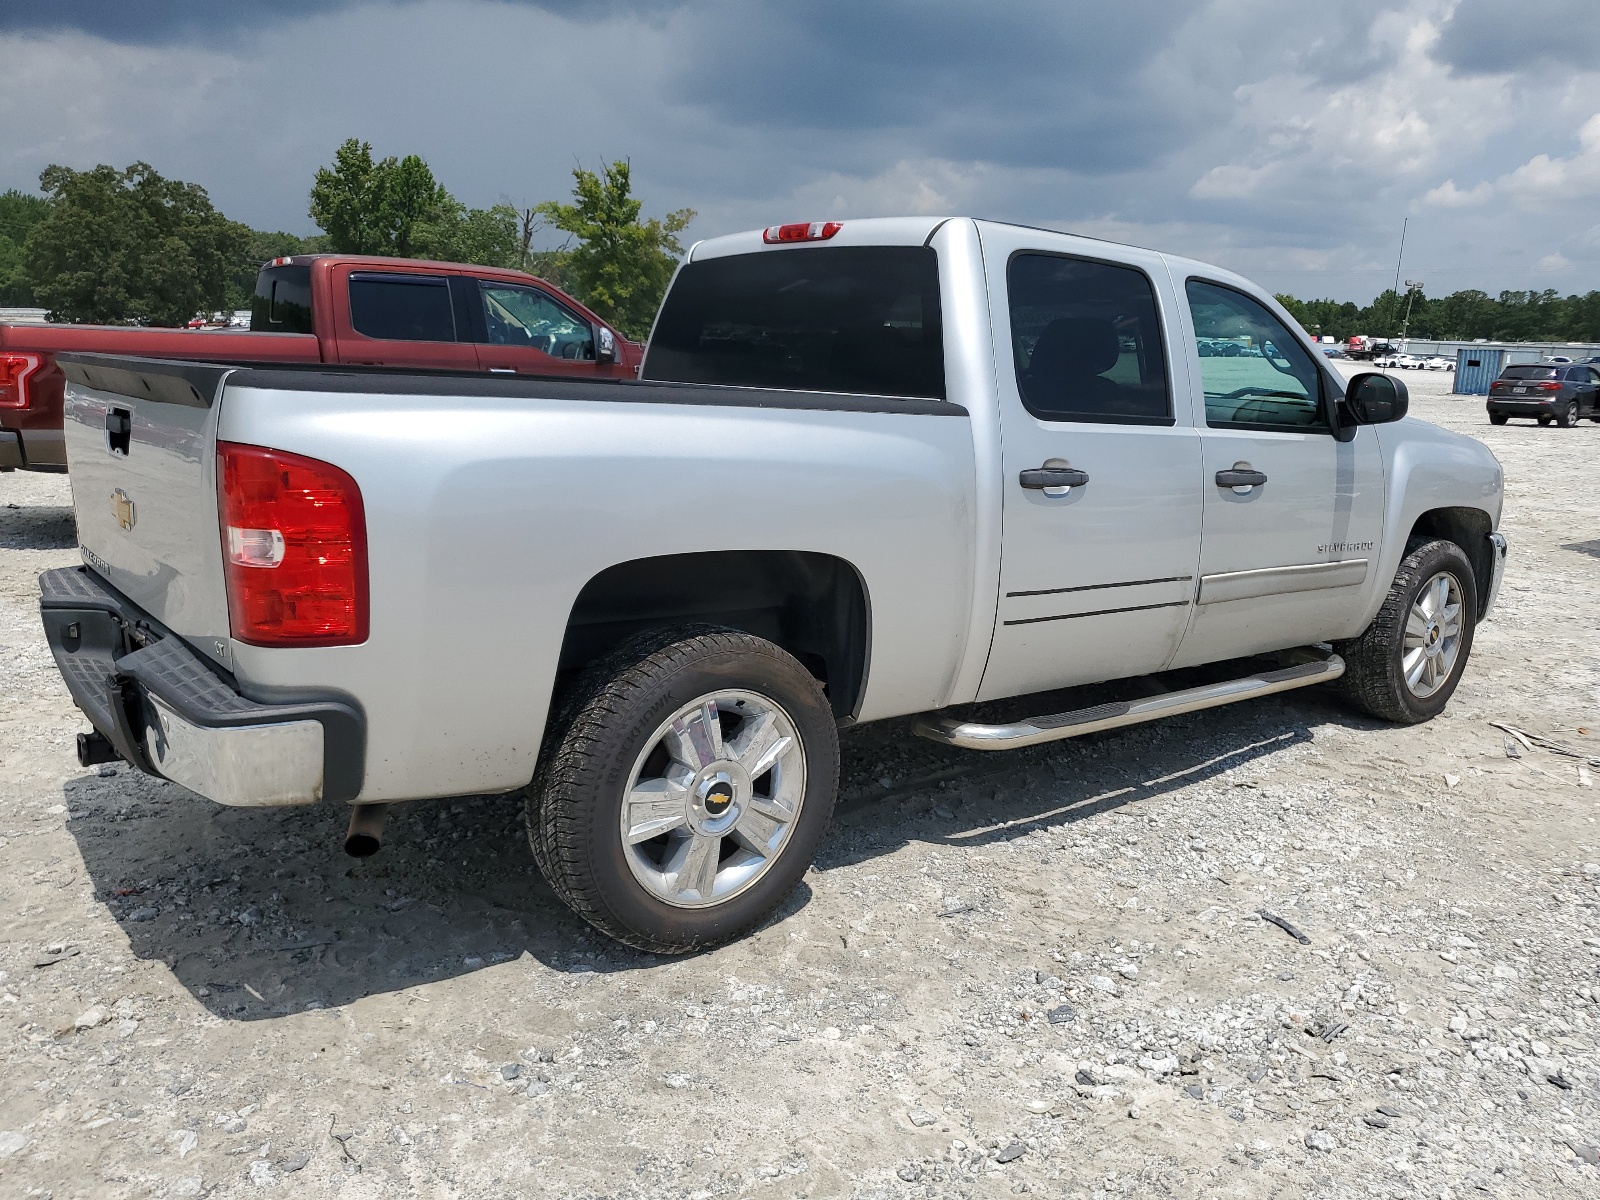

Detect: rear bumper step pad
[39, 566, 364, 805]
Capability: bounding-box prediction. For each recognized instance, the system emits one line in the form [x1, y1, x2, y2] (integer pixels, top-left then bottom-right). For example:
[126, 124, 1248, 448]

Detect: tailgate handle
[106, 408, 132, 456]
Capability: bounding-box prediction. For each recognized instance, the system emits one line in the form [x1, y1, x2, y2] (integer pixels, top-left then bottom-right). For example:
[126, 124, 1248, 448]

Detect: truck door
[467, 278, 608, 378]
[1170, 278, 1385, 667]
[335, 269, 480, 370]
[976, 231, 1204, 701]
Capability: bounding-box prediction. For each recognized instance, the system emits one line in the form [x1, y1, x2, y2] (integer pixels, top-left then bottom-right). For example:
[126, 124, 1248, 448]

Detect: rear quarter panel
[216, 386, 980, 802]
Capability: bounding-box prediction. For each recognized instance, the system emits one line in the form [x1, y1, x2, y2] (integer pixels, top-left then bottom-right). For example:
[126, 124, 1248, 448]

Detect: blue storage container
[1454, 348, 1503, 395]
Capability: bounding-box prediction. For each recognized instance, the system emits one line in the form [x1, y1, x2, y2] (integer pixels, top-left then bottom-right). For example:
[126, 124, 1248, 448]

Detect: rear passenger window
[348, 273, 456, 342]
[1007, 254, 1171, 424]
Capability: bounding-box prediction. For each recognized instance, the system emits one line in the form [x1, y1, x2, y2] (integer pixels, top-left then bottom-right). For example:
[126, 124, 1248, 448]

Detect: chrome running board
[913, 650, 1345, 751]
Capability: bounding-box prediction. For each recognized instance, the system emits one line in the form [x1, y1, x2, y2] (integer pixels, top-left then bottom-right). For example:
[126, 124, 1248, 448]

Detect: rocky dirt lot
[1, 367, 1598, 1200]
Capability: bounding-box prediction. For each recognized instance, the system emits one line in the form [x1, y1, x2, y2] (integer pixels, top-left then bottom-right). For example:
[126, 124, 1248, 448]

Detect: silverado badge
[111, 488, 136, 532]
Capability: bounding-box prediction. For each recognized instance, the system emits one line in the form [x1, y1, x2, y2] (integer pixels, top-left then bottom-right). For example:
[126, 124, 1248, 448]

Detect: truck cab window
[348, 273, 456, 342]
[1007, 254, 1171, 424]
[251, 265, 312, 334]
[1186, 280, 1326, 430]
[644, 246, 945, 399]
[480, 283, 594, 359]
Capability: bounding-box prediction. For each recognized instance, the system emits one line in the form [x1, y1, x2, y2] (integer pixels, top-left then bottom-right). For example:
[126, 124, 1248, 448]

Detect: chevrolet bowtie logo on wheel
[111, 488, 136, 532]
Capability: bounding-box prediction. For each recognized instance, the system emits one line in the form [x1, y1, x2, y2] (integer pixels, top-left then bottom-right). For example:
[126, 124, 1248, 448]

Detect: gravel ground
[1, 367, 1598, 1199]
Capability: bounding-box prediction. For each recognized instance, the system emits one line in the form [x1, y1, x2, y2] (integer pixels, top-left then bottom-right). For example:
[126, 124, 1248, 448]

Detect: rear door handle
[1020, 467, 1089, 491]
[1216, 468, 1267, 491]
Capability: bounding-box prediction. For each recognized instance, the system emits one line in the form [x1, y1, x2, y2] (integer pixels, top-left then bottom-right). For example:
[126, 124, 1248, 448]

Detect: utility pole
[1400, 279, 1423, 348]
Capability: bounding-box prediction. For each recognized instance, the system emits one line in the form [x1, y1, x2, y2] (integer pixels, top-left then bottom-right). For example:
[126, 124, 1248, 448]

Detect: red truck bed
[1, 254, 640, 471]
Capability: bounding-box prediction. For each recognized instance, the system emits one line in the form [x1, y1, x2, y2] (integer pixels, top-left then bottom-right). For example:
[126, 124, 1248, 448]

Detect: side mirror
[1343, 371, 1409, 425]
[595, 325, 617, 365]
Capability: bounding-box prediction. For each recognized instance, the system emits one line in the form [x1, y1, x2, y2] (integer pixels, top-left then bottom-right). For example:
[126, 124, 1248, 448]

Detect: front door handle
[1216, 467, 1267, 492]
[1020, 466, 1089, 491]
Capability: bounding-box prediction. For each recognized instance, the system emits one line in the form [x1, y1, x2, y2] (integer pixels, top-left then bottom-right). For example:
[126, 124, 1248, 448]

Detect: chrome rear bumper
[39, 566, 364, 806]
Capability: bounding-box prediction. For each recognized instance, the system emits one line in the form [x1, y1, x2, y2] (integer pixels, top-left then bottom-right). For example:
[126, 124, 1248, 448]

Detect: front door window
[1187, 280, 1326, 431]
[481, 283, 595, 361]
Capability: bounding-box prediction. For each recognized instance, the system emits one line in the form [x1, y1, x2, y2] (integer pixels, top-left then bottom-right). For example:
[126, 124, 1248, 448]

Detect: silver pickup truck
[39, 216, 1506, 953]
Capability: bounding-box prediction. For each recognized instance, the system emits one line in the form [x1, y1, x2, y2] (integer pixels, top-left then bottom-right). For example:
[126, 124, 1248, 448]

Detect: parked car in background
[1487, 362, 1600, 426]
[1396, 354, 1425, 370]
[40, 216, 1508, 953]
[1373, 352, 1403, 368]
[1425, 356, 1453, 371]
[1320, 345, 1349, 359]
[0, 254, 641, 472]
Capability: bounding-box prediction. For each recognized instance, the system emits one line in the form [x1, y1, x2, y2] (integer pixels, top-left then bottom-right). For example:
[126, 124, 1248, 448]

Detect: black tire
[1489, 413, 1508, 426]
[527, 625, 839, 954]
[1538, 416, 1552, 426]
[1556, 400, 1578, 428]
[1335, 539, 1477, 724]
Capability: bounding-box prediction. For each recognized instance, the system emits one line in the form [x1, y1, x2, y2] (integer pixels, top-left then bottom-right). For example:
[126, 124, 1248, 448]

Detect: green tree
[25, 162, 247, 326]
[536, 160, 693, 339]
[309, 138, 524, 269]
[420, 202, 521, 268]
[308, 139, 393, 255]
[0, 189, 48, 305]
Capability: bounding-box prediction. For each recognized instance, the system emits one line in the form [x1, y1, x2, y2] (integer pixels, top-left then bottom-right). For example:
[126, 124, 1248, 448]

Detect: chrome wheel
[1402, 571, 1464, 698]
[620, 690, 806, 909]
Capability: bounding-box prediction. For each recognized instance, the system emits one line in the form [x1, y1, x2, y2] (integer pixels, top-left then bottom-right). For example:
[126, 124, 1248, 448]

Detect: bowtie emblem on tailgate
[111, 489, 136, 532]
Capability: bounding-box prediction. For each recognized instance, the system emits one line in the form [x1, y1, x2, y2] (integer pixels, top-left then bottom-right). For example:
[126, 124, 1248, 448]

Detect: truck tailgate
[58, 354, 236, 671]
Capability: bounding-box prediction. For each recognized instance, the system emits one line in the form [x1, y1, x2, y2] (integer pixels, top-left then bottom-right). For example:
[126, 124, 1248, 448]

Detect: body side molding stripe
[1002, 600, 1188, 626]
[1006, 574, 1193, 599]
[1198, 559, 1369, 605]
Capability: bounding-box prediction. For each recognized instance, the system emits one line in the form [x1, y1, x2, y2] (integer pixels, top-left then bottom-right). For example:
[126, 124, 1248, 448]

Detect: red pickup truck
[0, 254, 641, 472]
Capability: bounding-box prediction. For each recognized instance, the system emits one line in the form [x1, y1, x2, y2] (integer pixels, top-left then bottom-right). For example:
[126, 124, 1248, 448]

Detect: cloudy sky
[2, 0, 1596, 301]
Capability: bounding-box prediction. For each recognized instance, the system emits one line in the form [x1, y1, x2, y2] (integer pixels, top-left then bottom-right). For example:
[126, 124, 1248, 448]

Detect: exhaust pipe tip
[343, 804, 389, 858]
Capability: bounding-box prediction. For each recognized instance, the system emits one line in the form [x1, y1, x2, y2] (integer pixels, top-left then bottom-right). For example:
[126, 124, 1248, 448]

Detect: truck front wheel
[1335, 539, 1477, 724]
[528, 626, 839, 954]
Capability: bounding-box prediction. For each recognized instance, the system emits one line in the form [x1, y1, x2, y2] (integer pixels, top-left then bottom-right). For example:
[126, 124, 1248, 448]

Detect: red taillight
[1537, 381, 1562, 391]
[762, 221, 843, 244]
[217, 442, 368, 646]
[0, 352, 42, 408]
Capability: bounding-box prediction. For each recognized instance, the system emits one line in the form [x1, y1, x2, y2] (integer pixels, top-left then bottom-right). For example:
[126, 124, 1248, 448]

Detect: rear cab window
[348, 272, 457, 342]
[644, 246, 944, 399]
[251, 265, 313, 333]
[1500, 366, 1559, 380]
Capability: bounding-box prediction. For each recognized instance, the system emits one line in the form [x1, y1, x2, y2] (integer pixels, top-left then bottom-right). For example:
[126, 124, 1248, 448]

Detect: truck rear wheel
[1334, 538, 1477, 724]
[528, 626, 839, 954]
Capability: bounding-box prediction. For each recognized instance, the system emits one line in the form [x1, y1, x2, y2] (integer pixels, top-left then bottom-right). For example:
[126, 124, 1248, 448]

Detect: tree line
[0, 140, 693, 340]
[1276, 287, 1600, 345]
[8, 148, 1598, 346]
